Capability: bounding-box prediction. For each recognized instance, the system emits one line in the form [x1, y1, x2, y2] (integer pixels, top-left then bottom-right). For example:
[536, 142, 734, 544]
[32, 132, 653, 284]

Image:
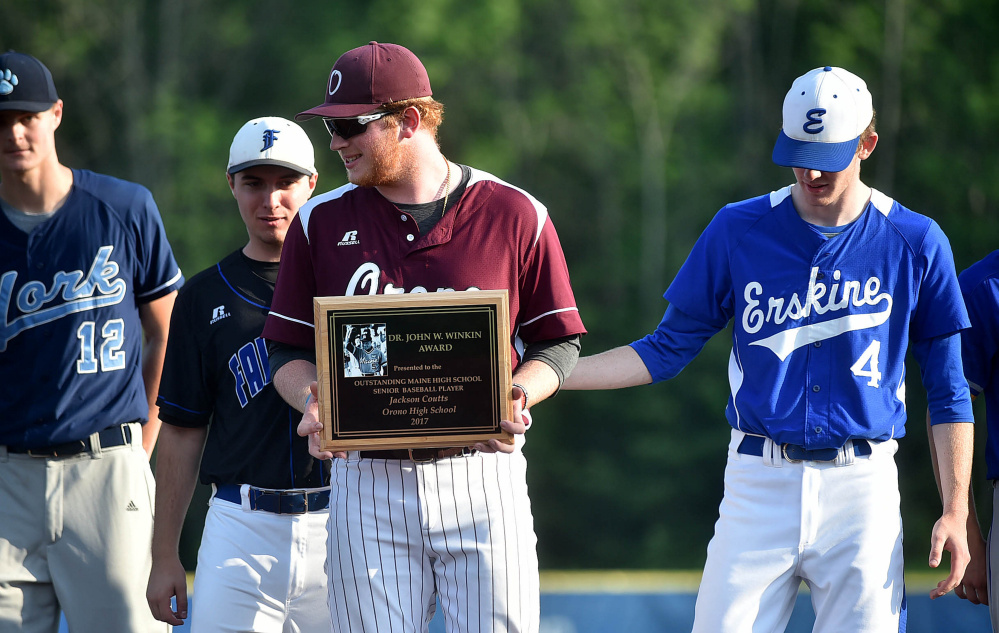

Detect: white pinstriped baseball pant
[328, 450, 540, 633]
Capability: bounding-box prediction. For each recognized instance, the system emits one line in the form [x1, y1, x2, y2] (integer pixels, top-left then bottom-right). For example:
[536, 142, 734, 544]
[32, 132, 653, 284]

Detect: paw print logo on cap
[0, 69, 18, 96]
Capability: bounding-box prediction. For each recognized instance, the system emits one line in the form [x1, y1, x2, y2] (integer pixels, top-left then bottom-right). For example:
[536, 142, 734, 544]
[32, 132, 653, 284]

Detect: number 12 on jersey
[76, 319, 126, 374]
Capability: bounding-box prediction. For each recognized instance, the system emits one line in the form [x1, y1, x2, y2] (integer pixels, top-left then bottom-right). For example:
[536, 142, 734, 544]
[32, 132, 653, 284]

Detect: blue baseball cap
[772, 66, 874, 173]
[0, 51, 59, 113]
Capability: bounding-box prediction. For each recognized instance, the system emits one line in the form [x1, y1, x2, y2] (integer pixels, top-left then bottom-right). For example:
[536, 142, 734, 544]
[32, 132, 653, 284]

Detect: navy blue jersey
[0, 169, 183, 446]
[633, 186, 971, 449]
[157, 250, 327, 489]
[958, 250, 999, 479]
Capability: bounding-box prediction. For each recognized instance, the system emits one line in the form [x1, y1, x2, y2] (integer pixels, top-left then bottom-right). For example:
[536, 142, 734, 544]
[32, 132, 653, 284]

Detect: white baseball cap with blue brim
[228, 116, 317, 176]
[772, 66, 873, 173]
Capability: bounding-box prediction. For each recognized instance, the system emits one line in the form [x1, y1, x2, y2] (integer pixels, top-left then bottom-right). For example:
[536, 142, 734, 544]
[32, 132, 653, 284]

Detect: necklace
[438, 158, 451, 213]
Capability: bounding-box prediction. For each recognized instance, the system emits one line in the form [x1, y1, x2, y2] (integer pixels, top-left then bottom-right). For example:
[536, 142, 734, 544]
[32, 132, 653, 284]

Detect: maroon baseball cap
[296, 42, 432, 121]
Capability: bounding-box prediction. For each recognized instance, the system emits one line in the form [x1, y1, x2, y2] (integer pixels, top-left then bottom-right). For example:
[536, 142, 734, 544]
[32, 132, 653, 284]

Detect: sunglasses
[322, 110, 395, 140]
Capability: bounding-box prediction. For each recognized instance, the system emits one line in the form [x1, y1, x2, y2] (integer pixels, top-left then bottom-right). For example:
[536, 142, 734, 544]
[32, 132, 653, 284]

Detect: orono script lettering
[346, 262, 480, 295]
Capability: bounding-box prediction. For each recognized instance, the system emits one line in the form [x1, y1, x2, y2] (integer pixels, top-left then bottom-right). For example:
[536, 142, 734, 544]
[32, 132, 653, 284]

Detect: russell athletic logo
[742, 266, 892, 361]
[338, 230, 360, 246]
[210, 305, 230, 325]
[260, 129, 280, 151]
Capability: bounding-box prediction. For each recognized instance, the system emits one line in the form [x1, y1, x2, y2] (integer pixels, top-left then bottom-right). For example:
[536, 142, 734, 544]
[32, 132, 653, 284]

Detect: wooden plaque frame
[313, 290, 514, 451]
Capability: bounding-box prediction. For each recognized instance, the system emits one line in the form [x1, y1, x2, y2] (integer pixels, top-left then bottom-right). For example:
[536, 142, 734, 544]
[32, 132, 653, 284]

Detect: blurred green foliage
[3, 0, 998, 573]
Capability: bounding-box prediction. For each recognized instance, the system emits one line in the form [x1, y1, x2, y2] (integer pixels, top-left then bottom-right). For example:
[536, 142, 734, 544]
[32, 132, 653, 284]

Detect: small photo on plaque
[343, 323, 388, 377]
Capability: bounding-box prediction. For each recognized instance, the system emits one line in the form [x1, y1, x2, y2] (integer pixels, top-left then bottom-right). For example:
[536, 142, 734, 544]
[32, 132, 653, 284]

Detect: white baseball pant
[191, 488, 330, 633]
[692, 429, 904, 633]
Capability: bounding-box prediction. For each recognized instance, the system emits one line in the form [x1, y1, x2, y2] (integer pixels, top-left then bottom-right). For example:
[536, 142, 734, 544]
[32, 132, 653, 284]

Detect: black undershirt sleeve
[267, 339, 316, 376]
[521, 334, 581, 387]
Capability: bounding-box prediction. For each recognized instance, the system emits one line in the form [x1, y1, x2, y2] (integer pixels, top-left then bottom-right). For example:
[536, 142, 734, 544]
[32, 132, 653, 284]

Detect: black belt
[737, 435, 872, 463]
[359, 447, 476, 462]
[215, 484, 330, 514]
[7, 423, 134, 458]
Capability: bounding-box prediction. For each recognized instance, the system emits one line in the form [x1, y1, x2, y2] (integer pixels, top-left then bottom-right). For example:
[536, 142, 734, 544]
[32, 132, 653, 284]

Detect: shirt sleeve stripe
[157, 397, 208, 415]
[520, 306, 579, 327]
[136, 269, 184, 299]
[267, 310, 315, 328]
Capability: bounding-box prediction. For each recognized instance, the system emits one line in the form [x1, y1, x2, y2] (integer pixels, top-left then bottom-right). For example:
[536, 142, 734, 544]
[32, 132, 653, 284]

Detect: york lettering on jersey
[742, 266, 893, 361]
[229, 337, 273, 408]
[0, 246, 127, 351]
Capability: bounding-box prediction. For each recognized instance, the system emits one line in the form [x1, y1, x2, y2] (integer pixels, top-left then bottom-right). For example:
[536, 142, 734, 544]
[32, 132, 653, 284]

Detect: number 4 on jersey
[850, 339, 882, 387]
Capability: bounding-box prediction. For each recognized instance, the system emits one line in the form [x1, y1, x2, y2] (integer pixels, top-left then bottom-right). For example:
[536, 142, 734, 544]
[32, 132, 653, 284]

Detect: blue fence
[58, 572, 991, 632]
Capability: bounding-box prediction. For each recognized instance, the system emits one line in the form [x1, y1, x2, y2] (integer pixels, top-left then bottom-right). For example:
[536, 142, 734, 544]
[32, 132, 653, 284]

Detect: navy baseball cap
[0, 51, 59, 112]
[772, 66, 874, 173]
[297, 42, 432, 120]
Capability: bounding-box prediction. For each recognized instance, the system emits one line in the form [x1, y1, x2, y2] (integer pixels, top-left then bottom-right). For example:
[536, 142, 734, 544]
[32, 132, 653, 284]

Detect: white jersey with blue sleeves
[635, 186, 969, 449]
[0, 169, 183, 447]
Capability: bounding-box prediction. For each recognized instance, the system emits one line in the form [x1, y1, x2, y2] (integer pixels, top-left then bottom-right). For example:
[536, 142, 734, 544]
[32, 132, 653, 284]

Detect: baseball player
[262, 41, 586, 633]
[931, 249, 999, 623]
[562, 66, 974, 631]
[0, 51, 182, 632]
[354, 328, 385, 376]
[145, 117, 330, 631]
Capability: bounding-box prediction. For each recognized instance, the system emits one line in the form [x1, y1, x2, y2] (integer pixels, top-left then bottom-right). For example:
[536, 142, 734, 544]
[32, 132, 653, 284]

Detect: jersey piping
[137, 269, 185, 300]
[218, 261, 269, 311]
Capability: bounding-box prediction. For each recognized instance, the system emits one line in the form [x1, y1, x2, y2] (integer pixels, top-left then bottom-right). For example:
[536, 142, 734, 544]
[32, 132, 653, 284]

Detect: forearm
[512, 359, 561, 409]
[561, 345, 652, 390]
[967, 485, 986, 547]
[139, 292, 176, 456]
[274, 360, 319, 412]
[141, 340, 168, 455]
[931, 421, 974, 520]
[151, 424, 207, 561]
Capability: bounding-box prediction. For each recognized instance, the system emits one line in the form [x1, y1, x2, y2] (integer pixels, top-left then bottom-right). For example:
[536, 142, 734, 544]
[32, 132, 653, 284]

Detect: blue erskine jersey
[633, 186, 972, 449]
[958, 250, 999, 479]
[0, 169, 183, 447]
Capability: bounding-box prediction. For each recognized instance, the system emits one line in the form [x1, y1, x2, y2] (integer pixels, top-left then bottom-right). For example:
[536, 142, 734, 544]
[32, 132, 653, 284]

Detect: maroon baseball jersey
[262, 167, 586, 364]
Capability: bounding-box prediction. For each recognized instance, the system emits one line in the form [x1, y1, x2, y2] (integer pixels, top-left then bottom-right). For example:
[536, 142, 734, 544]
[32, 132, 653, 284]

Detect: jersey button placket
[399, 212, 418, 251]
[803, 254, 832, 447]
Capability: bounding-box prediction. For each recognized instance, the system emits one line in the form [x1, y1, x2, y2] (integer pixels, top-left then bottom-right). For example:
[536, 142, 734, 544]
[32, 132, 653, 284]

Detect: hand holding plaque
[313, 291, 515, 452]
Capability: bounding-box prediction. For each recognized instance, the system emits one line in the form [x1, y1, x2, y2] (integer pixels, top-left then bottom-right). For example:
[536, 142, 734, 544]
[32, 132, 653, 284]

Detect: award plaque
[313, 290, 515, 451]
